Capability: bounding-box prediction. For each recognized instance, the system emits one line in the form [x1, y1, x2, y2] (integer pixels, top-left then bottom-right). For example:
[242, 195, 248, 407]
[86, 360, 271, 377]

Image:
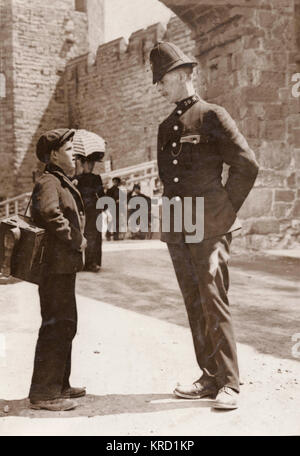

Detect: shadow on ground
[76, 245, 300, 362]
[0, 394, 215, 419]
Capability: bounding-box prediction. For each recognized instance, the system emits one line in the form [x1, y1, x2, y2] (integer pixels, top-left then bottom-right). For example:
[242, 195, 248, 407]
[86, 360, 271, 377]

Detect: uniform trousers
[167, 233, 239, 392]
[29, 272, 77, 402]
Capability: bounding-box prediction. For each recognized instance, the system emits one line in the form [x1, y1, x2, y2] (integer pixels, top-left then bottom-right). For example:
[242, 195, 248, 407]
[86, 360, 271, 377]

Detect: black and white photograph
[0, 0, 299, 438]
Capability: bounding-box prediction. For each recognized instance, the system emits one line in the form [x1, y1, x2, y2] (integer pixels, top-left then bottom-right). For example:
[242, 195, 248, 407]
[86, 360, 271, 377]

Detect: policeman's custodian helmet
[149, 41, 198, 84]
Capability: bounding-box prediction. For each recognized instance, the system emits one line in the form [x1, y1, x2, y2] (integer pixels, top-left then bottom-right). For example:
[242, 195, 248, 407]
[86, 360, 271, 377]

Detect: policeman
[149, 42, 259, 409]
[29, 129, 87, 411]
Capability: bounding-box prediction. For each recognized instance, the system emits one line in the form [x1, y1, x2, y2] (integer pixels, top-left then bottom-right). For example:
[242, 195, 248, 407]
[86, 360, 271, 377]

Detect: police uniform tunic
[157, 95, 259, 391]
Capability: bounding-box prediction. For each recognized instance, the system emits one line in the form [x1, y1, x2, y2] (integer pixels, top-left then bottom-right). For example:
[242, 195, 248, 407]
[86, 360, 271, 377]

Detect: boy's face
[51, 139, 75, 175]
[156, 70, 183, 103]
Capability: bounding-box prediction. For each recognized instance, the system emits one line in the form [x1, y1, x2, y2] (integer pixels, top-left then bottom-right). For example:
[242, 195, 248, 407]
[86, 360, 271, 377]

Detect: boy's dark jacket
[31, 164, 85, 273]
[157, 95, 259, 242]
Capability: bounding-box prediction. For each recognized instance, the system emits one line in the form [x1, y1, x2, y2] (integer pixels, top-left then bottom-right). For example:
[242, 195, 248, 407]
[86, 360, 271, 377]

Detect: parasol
[73, 129, 106, 162]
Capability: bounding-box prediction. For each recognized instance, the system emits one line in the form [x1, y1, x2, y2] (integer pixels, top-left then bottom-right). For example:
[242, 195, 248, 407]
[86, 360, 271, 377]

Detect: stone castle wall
[0, 0, 104, 196]
[1, 0, 300, 247]
[11, 0, 90, 192]
[0, 0, 15, 198]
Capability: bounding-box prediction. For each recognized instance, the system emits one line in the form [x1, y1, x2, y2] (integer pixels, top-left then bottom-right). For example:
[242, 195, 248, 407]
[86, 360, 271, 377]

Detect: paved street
[0, 240, 299, 436]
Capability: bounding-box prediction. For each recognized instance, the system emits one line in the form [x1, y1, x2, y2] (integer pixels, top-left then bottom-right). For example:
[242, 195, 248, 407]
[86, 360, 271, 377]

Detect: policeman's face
[51, 139, 75, 175]
[157, 70, 183, 103]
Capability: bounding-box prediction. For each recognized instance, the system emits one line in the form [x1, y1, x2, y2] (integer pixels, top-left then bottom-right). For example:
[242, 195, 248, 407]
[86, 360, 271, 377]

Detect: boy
[29, 129, 87, 411]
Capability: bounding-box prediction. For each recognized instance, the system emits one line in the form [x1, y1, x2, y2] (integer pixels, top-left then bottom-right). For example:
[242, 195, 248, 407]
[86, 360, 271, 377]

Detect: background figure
[75, 155, 105, 272]
[106, 177, 124, 241]
[127, 183, 152, 240]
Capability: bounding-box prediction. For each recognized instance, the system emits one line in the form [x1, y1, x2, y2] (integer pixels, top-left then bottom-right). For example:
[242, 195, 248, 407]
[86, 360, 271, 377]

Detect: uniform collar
[175, 94, 199, 116]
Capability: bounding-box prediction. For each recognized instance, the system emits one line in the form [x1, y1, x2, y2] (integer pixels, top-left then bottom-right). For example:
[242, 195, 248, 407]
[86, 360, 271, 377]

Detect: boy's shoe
[30, 398, 77, 411]
[174, 378, 217, 399]
[61, 387, 86, 398]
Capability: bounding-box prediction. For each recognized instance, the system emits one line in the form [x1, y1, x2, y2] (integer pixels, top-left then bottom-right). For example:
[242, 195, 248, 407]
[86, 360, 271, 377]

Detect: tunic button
[177, 110, 182, 115]
[172, 142, 177, 147]
[174, 177, 179, 183]
[173, 125, 179, 131]
[173, 159, 178, 165]
[175, 196, 180, 202]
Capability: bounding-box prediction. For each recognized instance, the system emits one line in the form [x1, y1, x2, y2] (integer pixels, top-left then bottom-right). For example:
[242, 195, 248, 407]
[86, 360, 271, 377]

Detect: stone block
[293, 129, 300, 147]
[251, 104, 265, 120]
[229, 6, 255, 21]
[287, 172, 296, 188]
[271, 52, 288, 71]
[273, 202, 293, 219]
[258, 142, 292, 170]
[239, 188, 273, 219]
[263, 39, 287, 52]
[243, 36, 260, 50]
[263, 104, 283, 121]
[289, 52, 299, 64]
[250, 218, 280, 234]
[244, 50, 287, 72]
[275, 190, 296, 202]
[206, 84, 224, 100]
[244, 116, 260, 138]
[245, 234, 273, 251]
[292, 200, 300, 218]
[287, 98, 300, 116]
[255, 170, 286, 188]
[294, 150, 300, 168]
[278, 88, 290, 102]
[246, 86, 279, 103]
[261, 72, 286, 90]
[239, 218, 253, 234]
[291, 218, 300, 230]
[258, 11, 274, 29]
[264, 121, 286, 141]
